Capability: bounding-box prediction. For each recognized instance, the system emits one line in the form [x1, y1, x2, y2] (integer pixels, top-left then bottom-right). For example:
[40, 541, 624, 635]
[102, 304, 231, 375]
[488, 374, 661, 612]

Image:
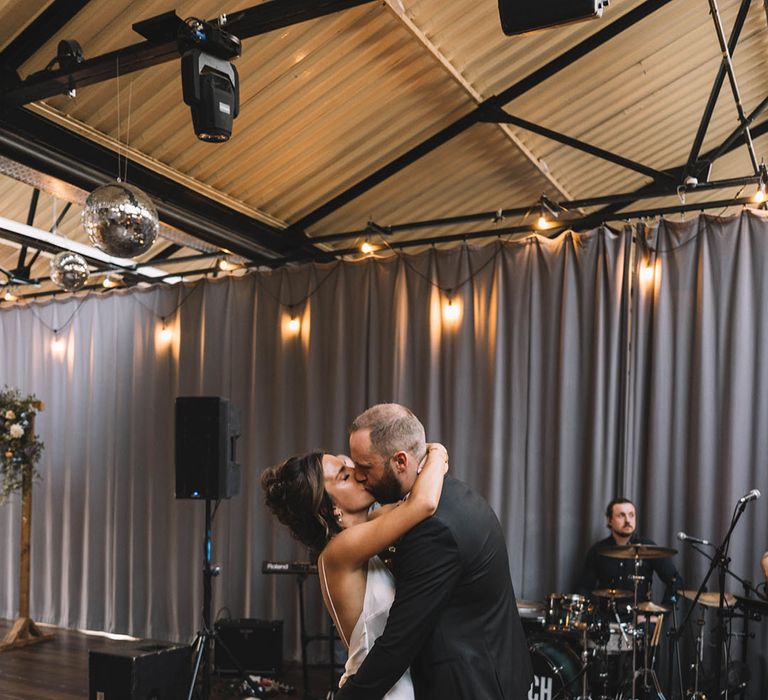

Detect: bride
[261, 443, 448, 698]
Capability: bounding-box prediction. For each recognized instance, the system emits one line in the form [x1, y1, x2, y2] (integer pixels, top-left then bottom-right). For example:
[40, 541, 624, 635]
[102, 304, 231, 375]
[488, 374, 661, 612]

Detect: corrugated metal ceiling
[0, 0, 767, 300]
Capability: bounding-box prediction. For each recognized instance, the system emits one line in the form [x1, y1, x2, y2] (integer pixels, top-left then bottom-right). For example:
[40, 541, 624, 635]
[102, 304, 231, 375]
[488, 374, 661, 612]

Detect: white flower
[9, 423, 24, 439]
[5, 410, 15, 420]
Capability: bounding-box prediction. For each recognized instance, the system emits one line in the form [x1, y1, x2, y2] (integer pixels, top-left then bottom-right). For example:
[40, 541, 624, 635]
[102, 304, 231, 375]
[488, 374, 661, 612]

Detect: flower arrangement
[0, 387, 44, 505]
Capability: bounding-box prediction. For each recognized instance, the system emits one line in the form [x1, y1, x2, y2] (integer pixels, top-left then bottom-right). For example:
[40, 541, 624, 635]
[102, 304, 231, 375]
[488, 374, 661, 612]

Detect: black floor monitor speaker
[214, 619, 283, 676]
[499, 0, 605, 36]
[175, 396, 241, 500]
[89, 642, 191, 700]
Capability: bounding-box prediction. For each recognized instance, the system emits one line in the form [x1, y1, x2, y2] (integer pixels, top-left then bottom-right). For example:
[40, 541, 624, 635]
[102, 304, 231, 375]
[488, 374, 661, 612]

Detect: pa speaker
[88, 641, 191, 700]
[175, 396, 241, 500]
[499, 0, 605, 36]
[214, 619, 283, 676]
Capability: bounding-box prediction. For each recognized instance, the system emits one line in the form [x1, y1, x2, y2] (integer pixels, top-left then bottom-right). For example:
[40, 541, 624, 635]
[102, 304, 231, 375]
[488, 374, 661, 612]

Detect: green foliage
[0, 387, 44, 505]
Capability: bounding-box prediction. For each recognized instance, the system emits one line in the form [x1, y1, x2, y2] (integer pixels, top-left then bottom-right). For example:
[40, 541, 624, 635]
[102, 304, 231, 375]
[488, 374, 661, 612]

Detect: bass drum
[528, 638, 584, 700]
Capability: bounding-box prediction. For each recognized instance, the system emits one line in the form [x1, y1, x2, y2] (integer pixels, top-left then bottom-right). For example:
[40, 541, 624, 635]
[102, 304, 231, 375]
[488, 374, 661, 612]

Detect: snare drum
[528, 638, 583, 700]
[546, 593, 591, 632]
[587, 621, 636, 654]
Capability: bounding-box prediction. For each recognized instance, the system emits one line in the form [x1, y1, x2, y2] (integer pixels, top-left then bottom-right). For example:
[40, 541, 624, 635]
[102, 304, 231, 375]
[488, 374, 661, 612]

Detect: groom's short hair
[350, 403, 426, 460]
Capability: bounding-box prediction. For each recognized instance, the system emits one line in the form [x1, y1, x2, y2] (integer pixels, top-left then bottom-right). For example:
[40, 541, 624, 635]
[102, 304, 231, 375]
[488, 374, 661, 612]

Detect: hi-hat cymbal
[636, 601, 670, 613]
[597, 544, 677, 559]
[592, 588, 633, 599]
[678, 590, 736, 608]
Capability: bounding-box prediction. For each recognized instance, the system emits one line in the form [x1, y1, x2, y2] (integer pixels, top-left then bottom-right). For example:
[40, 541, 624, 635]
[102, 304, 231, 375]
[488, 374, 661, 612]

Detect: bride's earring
[333, 507, 343, 523]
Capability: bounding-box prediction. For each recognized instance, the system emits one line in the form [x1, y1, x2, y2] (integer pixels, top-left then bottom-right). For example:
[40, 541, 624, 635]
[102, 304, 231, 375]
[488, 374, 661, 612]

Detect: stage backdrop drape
[0, 215, 766, 689]
[0, 229, 629, 654]
[627, 212, 768, 693]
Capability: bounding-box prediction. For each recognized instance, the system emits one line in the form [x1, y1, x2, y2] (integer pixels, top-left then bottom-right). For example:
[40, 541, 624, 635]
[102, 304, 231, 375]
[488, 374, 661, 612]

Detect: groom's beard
[370, 463, 403, 505]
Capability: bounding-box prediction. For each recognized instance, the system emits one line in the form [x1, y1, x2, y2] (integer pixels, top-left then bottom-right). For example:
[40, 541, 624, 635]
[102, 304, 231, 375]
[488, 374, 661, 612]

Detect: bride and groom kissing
[262, 403, 533, 699]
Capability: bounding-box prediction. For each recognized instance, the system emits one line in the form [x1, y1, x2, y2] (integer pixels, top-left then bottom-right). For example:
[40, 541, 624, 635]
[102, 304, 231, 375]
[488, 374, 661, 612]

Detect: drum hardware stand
[186, 499, 264, 700]
[686, 611, 707, 700]
[665, 582, 686, 700]
[629, 557, 665, 700]
[674, 496, 762, 700]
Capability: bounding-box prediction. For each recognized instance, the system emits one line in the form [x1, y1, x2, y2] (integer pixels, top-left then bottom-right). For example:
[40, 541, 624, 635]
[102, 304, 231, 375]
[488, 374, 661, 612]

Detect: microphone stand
[674, 499, 753, 699]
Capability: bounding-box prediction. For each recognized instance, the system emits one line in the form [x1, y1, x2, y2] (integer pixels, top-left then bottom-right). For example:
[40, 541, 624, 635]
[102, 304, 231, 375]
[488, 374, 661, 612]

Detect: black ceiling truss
[685, 0, 752, 179]
[0, 0, 766, 298]
[288, 0, 678, 236]
[0, 107, 295, 263]
[479, 107, 674, 183]
[0, 0, 376, 106]
[308, 174, 764, 245]
[0, 0, 92, 77]
[0, 0, 376, 263]
[291, 0, 768, 258]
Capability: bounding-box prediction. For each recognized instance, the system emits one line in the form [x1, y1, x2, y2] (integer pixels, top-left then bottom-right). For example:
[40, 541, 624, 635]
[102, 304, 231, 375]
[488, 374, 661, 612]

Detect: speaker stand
[186, 498, 263, 700]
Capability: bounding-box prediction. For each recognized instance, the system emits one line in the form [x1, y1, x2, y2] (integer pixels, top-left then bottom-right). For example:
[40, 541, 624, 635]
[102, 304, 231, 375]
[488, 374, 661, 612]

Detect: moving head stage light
[179, 17, 241, 142]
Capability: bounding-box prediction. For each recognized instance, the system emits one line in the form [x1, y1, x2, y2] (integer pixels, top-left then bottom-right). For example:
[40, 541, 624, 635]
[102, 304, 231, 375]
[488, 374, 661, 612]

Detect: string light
[3, 288, 17, 302]
[159, 317, 173, 342]
[102, 275, 119, 289]
[360, 241, 375, 255]
[218, 257, 240, 271]
[752, 180, 766, 204]
[640, 258, 660, 287]
[442, 293, 461, 324]
[286, 315, 301, 334]
[51, 330, 65, 355]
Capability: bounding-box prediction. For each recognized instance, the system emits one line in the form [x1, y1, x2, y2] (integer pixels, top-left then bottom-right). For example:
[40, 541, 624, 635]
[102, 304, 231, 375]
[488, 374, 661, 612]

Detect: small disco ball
[82, 181, 159, 258]
[50, 251, 89, 291]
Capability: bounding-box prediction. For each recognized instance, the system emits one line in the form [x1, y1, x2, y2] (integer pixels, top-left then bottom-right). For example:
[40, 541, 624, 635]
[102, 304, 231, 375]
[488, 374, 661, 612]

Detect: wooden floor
[0, 620, 334, 700]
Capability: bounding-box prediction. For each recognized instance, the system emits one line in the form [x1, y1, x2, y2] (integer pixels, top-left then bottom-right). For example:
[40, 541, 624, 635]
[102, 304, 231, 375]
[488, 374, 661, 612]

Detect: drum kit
[522, 543, 678, 700]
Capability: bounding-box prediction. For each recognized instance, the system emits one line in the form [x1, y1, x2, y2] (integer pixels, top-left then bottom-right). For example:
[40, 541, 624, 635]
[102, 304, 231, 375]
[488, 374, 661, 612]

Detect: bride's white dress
[339, 555, 415, 699]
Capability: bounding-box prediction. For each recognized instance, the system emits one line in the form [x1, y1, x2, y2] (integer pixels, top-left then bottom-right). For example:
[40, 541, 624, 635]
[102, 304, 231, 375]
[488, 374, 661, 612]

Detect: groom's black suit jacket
[335, 476, 532, 699]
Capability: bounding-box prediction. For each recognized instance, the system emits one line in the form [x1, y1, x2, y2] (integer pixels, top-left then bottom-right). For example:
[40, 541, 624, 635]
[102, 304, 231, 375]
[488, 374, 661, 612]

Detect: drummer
[576, 497, 683, 605]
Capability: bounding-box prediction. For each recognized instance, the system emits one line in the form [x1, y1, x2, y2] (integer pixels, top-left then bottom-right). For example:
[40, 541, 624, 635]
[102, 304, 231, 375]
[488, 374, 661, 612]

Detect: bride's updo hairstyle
[261, 450, 342, 553]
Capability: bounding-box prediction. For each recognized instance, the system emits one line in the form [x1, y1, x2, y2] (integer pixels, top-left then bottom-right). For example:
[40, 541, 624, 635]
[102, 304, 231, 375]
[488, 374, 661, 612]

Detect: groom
[336, 403, 532, 700]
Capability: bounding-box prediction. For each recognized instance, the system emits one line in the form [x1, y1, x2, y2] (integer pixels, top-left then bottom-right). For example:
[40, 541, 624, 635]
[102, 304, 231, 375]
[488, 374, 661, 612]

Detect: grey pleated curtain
[627, 212, 768, 692]
[0, 217, 766, 686]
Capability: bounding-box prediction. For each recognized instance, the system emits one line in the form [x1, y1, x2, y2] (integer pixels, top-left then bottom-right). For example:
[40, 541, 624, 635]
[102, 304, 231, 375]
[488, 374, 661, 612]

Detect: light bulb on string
[286, 315, 301, 334]
[640, 256, 660, 288]
[102, 274, 119, 289]
[159, 318, 173, 343]
[752, 180, 767, 204]
[51, 330, 65, 355]
[282, 305, 302, 337]
[3, 288, 17, 302]
[360, 240, 375, 255]
[442, 292, 461, 324]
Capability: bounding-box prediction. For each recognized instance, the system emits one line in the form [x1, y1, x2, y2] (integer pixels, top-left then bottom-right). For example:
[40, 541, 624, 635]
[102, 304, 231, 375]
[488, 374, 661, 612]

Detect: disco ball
[82, 181, 159, 258]
[50, 251, 89, 291]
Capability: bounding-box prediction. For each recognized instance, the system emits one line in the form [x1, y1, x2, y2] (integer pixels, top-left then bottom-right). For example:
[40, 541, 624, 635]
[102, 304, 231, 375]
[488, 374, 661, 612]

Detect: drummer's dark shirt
[576, 534, 683, 604]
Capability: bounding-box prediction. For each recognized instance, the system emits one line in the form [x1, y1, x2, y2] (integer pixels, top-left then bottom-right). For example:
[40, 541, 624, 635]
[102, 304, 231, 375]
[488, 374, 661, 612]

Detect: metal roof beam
[291, 0, 676, 231]
[484, 107, 674, 182]
[0, 0, 92, 72]
[685, 0, 751, 177]
[0, 107, 292, 263]
[308, 175, 762, 244]
[706, 0, 758, 173]
[0, 0, 377, 107]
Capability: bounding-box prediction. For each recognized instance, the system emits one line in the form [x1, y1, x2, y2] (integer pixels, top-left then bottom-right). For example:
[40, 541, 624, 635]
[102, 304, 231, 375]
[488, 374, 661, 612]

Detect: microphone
[738, 489, 761, 504]
[677, 532, 713, 546]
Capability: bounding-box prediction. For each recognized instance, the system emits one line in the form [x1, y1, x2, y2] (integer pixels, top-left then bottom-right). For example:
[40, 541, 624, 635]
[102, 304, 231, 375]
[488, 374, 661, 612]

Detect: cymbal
[678, 590, 736, 608]
[735, 595, 768, 616]
[597, 544, 677, 559]
[636, 601, 670, 613]
[592, 588, 633, 599]
[517, 599, 545, 612]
